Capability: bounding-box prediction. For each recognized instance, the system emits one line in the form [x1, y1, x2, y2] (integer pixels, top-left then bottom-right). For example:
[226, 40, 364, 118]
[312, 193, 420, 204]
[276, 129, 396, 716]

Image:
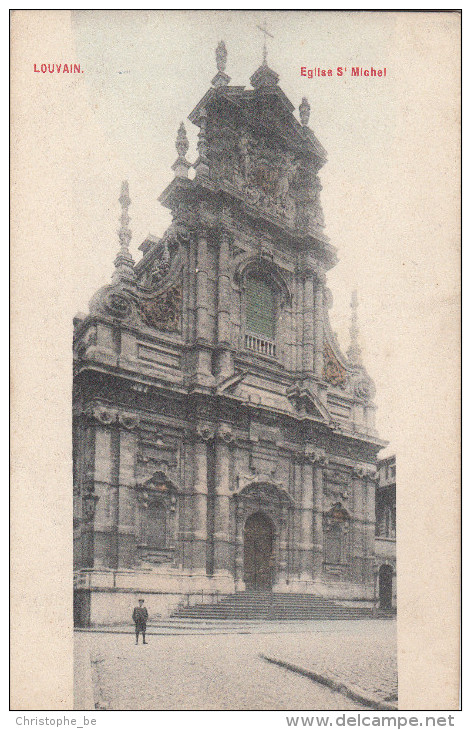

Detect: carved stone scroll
[323, 341, 348, 388]
[138, 283, 182, 332]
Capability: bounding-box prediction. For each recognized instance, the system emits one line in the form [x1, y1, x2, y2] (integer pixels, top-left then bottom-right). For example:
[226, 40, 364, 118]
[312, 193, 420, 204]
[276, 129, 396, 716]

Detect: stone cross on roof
[256, 20, 274, 65]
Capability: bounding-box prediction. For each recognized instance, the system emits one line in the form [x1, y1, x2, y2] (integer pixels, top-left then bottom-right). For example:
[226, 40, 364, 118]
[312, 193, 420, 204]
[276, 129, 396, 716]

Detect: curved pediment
[235, 254, 291, 306]
[140, 469, 180, 494]
[235, 474, 294, 506]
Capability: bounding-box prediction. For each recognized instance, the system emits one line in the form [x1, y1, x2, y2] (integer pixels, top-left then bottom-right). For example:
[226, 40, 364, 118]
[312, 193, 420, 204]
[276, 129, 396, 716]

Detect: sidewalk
[75, 616, 393, 637]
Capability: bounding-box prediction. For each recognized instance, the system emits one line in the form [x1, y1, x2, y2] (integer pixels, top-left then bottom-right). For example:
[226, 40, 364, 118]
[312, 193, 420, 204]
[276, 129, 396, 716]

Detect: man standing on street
[132, 598, 149, 645]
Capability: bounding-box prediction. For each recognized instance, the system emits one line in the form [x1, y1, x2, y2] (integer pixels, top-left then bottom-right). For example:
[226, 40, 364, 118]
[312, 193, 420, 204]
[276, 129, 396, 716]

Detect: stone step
[171, 592, 375, 621]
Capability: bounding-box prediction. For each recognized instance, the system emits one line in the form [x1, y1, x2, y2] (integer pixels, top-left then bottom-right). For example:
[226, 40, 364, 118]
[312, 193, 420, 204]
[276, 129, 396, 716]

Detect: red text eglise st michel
[301, 66, 386, 77]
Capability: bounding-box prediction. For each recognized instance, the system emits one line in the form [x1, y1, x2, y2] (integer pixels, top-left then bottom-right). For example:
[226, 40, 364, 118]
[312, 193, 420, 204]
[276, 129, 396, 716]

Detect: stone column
[312, 450, 327, 579]
[234, 497, 244, 589]
[278, 506, 289, 586]
[213, 425, 233, 575]
[195, 226, 213, 384]
[314, 273, 325, 378]
[292, 458, 303, 577]
[302, 271, 315, 375]
[216, 228, 233, 380]
[191, 426, 212, 572]
[299, 450, 314, 580]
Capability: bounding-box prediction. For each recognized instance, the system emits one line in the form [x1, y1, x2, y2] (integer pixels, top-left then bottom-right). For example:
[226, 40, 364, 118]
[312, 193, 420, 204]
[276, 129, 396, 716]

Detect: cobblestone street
[74, 619, 396, 711]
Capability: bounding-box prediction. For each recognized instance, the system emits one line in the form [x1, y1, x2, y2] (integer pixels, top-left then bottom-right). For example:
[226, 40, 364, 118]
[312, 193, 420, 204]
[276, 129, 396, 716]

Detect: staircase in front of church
[171, 592, 380, 621]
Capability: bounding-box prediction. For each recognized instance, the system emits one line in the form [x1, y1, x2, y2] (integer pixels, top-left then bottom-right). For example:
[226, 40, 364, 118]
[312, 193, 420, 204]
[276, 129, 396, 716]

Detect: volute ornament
[103, 290, 133, 319]
[118, 412, 140, 430]
[83, 405, 118, 426]
[353, 465, 377, 480]
[352, 371, 375, 401]
[196, 424, 216, 442]
[216, 423, 235, 444]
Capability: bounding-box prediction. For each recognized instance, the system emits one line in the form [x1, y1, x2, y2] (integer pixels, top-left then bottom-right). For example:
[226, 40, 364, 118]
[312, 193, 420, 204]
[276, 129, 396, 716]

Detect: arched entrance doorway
[379, 564, 393, 609]
[244, 512, 274, 591]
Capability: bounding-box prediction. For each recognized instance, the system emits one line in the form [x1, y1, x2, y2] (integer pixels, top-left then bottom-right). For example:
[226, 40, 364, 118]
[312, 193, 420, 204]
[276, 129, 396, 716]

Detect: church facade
[73, 44, 390, 626]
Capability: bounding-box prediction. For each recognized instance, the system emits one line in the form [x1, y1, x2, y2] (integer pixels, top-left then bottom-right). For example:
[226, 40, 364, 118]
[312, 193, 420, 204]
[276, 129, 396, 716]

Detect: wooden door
[244, 512, 274, 591]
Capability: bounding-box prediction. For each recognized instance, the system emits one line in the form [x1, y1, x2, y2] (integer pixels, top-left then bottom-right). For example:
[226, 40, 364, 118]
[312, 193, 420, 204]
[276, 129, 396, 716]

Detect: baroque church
[73, 42, 395, 626]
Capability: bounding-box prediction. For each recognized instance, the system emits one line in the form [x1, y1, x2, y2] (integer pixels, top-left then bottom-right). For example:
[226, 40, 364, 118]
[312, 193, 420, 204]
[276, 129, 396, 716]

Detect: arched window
[246, 275, 276, 338]
[139, 499, 167, 549]
[245, 274, 277, 356]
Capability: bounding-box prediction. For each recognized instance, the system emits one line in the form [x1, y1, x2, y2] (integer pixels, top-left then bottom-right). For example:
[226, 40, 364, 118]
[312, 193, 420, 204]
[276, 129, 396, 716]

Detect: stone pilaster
[82, 409, 116, 570]
[195, 226, 214, 384]
[213, 424, 233, 575]
[351, 465, 377, 585]
[365, 468, 378, 587]
[108, 426, 120, 570]
[117, 414, 139, 568]
[90, 424, 112, 569]
[351, 467, 365, 582]
[302, 270, 315, 375]
[190, 425, 213, 572]
[81, 492, 100, 569]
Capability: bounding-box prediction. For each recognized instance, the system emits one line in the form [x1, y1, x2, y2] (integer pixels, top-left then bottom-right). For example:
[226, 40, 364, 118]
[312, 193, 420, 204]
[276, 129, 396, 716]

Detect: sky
[53, 10, 460, 457]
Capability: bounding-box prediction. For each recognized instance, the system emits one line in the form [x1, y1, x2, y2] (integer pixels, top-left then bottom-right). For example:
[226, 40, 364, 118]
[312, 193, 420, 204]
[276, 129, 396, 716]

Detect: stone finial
[118, 180, 131, 250]
[176, 122, 189, 159]
[216, 41, 227, 72]
[172, 123, 191, 178]
[299, 97, 311, 126]
[346, 290, 362, 367]
[113, 180, 135, 283]
[212, 40, 231, 87]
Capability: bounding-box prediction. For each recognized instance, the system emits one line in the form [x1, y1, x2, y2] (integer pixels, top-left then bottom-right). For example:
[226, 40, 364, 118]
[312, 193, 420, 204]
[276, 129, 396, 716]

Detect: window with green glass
[246, 275, 276, 339]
